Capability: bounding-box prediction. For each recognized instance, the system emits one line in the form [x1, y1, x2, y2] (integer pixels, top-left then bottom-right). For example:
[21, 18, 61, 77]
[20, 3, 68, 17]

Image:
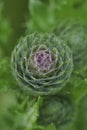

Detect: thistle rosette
[54, 20, 87, 68]
[38, 94, 74, 129]
[11, 33, 73, 95]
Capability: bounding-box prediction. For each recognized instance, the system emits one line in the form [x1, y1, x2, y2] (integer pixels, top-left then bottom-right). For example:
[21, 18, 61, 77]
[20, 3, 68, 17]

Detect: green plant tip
[38, 94, 74, 128]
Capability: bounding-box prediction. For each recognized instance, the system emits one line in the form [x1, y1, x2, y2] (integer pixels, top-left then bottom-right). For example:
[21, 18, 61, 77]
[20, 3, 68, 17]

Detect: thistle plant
[1, 0, 87, 130]
[53, 20, 87, 103]
[53, 20, 87, 69]
[38, 94, 74, 129]
[11, 32, 73, 95]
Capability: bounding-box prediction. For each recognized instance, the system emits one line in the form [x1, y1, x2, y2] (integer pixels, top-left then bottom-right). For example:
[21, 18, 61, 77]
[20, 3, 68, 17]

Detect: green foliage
[11, 95, 42, 130]
[0, 91, 42, 130]
[0, 0, 87, 130]
[45, 123, 56, 130]
[0, 2, 12, 53]
[0, 91, 16, 115]
[76, 95, 87, 130]
[27, 0, 68, 32]
[0, 3, 12, 44]
[0, 57, 15, 91]
[27, 0, 87, 33]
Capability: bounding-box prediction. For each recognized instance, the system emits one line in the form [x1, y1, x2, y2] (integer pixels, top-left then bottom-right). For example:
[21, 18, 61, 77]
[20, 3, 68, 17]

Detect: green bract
[38, 94, 74, 128]
[11, 33, 73, 95]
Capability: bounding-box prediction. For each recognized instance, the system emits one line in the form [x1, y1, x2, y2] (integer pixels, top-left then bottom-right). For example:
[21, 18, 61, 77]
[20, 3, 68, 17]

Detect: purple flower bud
[34, 50, 53, 72]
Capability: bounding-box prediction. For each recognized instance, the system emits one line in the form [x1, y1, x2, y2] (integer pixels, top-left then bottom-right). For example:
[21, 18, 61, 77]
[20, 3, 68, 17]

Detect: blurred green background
[0, 0, 87, 130]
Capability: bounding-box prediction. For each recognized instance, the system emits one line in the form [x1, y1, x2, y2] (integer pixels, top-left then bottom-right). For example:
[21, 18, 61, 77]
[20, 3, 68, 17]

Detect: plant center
[34, 50, 53, 72]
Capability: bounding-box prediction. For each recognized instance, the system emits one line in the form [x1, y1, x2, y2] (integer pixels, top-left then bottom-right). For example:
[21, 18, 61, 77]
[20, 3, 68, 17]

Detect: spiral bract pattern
[11, 33, 73, 95]
[38, 94, 74, 128]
